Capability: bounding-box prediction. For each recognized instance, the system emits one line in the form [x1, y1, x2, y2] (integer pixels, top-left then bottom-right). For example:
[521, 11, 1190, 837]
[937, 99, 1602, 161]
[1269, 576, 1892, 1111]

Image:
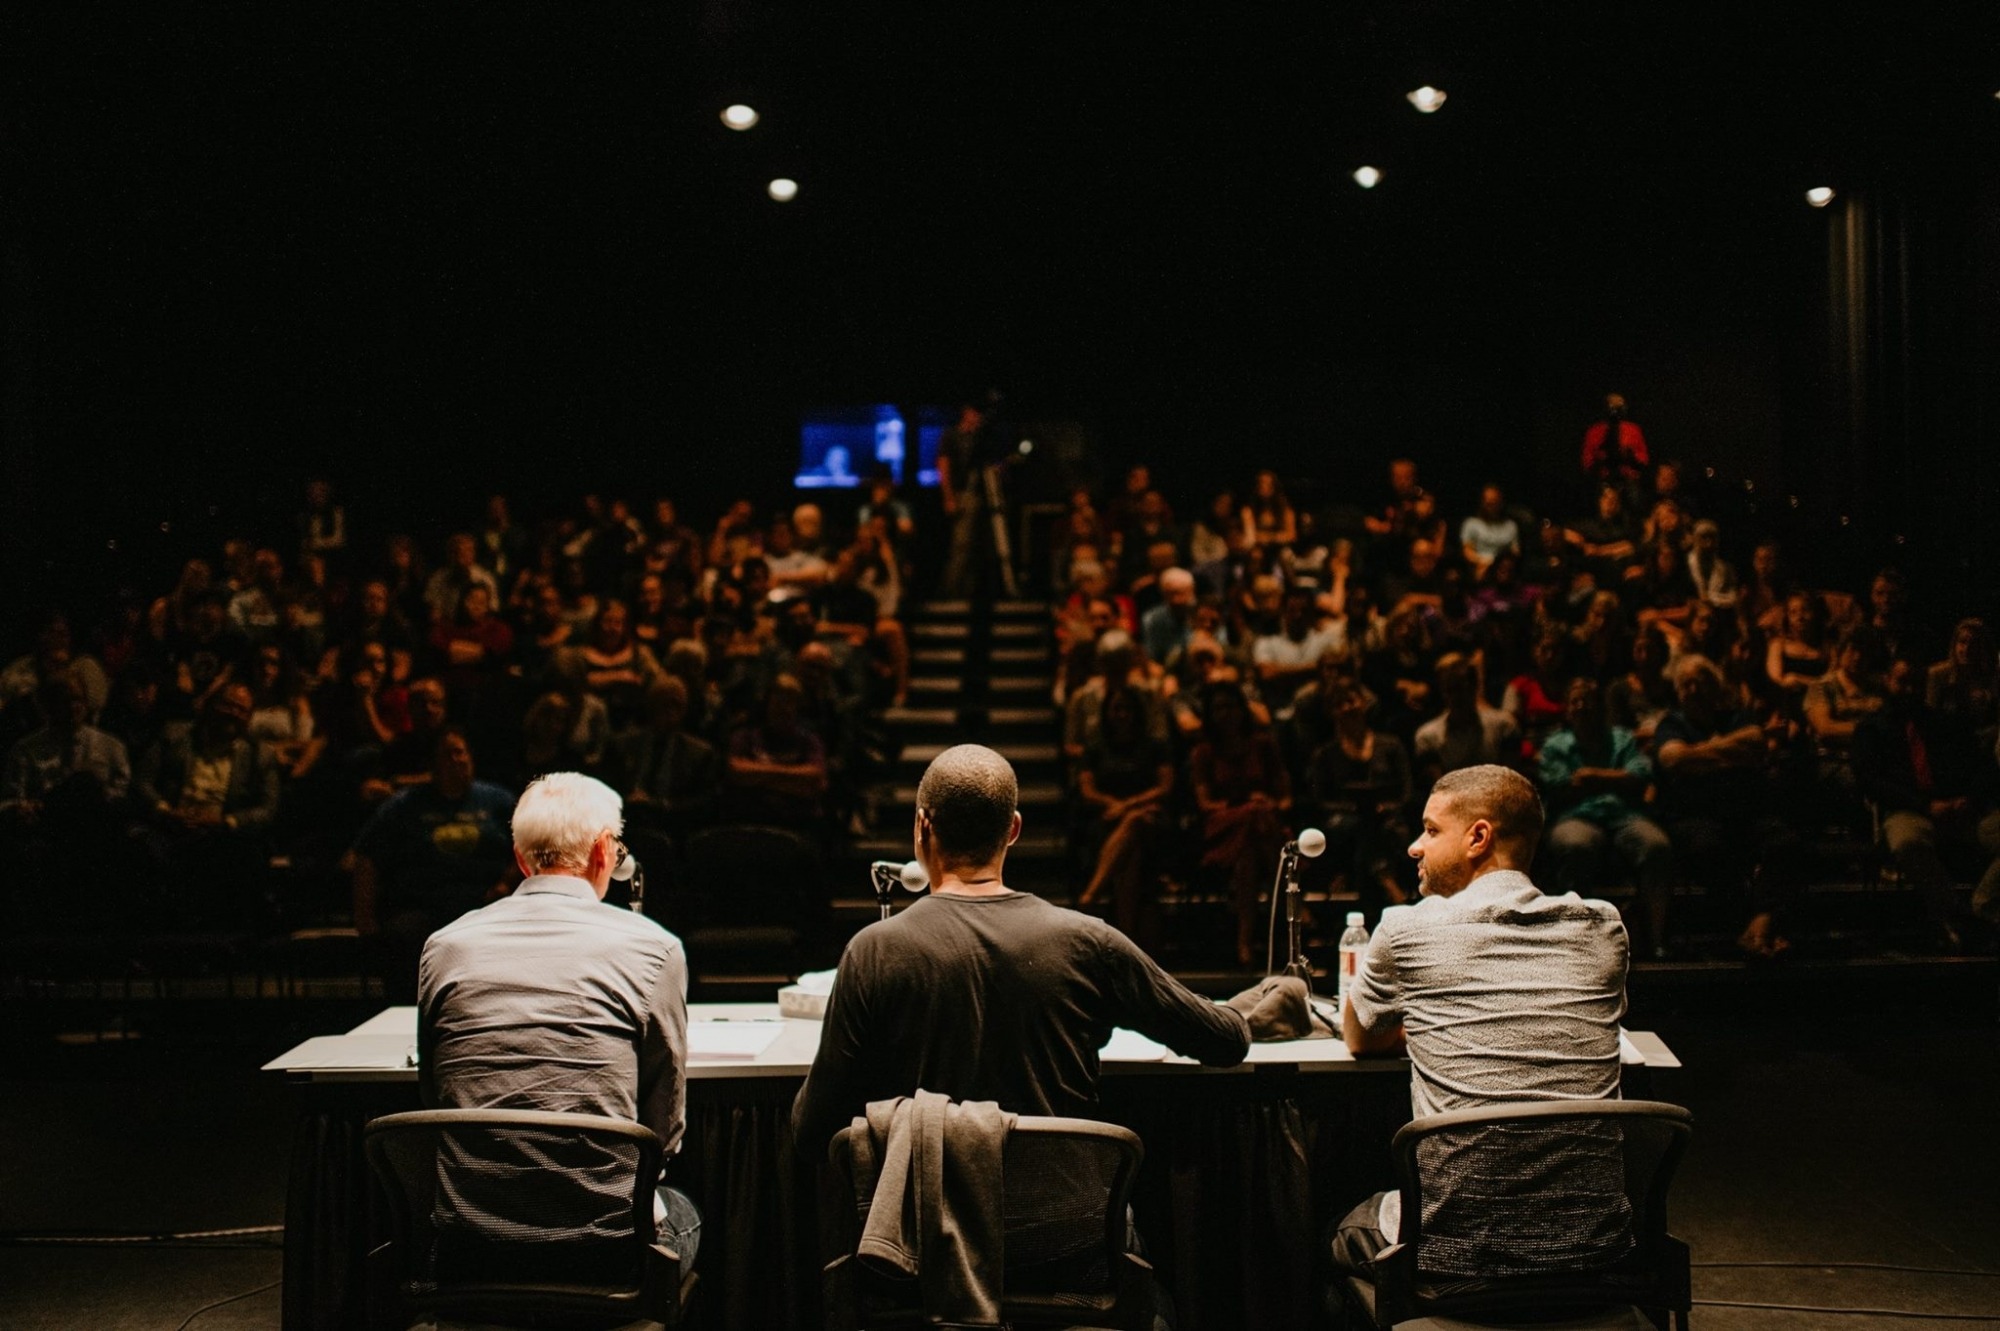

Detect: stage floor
[2, 1000, 1996, 1330]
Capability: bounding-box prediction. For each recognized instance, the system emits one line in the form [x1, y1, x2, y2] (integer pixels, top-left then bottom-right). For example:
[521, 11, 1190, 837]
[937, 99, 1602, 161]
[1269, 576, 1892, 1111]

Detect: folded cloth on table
[1224, 975, 1337, 1041]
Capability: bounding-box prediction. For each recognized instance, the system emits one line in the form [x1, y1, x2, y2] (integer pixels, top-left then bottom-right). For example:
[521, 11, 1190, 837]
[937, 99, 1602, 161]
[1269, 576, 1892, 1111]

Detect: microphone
[612, 848, 645, 915]
[1289, 828, 1327, 859]
[868, 860, 928, 919]
[869, 860, 929, 892]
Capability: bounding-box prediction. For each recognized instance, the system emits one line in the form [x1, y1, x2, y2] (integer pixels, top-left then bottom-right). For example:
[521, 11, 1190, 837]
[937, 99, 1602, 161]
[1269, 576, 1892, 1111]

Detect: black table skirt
[283, 1066, 1650, 1331]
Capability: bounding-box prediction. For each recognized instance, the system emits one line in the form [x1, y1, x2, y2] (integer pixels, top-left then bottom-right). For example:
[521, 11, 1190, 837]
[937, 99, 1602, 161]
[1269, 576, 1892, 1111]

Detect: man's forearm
[1342, 997, 1405, 1057]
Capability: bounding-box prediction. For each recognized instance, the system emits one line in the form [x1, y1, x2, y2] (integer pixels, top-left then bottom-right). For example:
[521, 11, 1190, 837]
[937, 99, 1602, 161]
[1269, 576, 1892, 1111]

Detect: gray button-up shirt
[418, 875, 689, 1243]
[1344, 869, 1630, 1268]
[1346, 868, 1627, 1118]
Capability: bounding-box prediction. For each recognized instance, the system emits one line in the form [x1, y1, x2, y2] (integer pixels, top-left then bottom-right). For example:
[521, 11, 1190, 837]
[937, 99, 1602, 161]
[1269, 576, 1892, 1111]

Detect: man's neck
[931, 866, 1012, 899]
[1436, 860, 1522, 898]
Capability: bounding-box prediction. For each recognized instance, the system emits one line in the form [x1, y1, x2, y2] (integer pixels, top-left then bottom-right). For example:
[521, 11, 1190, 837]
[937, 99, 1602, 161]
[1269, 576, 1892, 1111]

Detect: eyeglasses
[611, 837, 629, 874]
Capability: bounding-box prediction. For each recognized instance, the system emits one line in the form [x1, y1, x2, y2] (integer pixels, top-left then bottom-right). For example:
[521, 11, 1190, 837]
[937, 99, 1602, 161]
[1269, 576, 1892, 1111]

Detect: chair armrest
[1370, 1241, 1417, 1328]
[640, 1243, 687, 1325]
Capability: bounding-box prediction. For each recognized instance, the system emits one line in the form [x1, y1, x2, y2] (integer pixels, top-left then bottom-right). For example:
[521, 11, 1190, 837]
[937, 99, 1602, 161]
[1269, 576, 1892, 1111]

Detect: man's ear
[1007, 811, 1022, 848]
[1466, 818, 1494, 859]
[513, 849, 536, 880]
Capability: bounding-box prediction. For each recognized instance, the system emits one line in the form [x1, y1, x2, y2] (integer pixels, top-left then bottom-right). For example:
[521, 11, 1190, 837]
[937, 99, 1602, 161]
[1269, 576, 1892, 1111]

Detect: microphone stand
[626, 862, 646, 916]
[1278, 842, 1314, 998]
[869, 862, 900, 921]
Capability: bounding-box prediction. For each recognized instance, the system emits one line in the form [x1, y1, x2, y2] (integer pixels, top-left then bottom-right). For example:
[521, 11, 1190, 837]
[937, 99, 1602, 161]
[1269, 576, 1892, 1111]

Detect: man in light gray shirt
[1336, 764, 1629, 1278]
[418, 771, 699, 1265]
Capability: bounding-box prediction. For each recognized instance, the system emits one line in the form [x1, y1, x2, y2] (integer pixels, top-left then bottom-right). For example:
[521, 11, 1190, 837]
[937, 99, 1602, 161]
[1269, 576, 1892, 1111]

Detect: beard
[1417, 855, 1471, 898]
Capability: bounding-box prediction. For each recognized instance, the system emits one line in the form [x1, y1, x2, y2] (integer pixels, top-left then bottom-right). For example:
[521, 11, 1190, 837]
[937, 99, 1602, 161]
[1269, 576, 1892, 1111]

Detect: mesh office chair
[365, 1109, 697, 1331]
[1338, 1100, 1692, 1331]
[679, 824, 816, 983]
[824, 1116, 1153, 1331]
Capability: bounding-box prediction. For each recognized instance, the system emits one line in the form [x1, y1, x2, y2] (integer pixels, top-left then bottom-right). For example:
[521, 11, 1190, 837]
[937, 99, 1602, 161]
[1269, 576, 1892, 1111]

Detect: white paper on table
[1100, 1028, 1168, 1062]
[1619, 1030, 1681, 1068]
[791, 968, 837, 995]
[347, 1006, 419, 1037]
[688, 1021, 784, 1061]
[263, 1035, 416, 1071]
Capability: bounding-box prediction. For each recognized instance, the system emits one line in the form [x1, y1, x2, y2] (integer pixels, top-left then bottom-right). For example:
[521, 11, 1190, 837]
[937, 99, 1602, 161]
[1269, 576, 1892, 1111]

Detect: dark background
[3, 2, 1996, 628]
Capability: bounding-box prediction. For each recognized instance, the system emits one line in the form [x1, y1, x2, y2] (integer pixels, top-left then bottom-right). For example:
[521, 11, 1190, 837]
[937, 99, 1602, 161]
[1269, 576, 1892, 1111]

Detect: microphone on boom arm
[868, 859, 929, 920]
[612, 844, 645, 916]
[1266, 827, 1326, 990]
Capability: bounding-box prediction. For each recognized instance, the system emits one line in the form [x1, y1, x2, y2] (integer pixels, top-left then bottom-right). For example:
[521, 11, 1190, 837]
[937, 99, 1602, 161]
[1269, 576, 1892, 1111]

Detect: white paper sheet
[687, 1021, 784, 1061]
[1100, 1028, 1169, 1062]
[262, 1035, 416, 1071]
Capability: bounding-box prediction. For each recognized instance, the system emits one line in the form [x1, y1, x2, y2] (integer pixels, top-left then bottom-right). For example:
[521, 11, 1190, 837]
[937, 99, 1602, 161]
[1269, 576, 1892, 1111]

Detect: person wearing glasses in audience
[418, 772, 701, 1272]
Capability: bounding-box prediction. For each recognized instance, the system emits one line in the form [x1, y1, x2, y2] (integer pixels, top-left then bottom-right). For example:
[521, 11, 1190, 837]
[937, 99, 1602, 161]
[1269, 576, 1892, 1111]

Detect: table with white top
[266, 1004, 1679, 1331]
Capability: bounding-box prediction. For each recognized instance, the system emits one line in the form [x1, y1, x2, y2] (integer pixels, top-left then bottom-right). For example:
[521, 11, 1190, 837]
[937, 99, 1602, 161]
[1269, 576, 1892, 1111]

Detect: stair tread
[895, 781, 1063, 805]
[988, 675, 1053, 690]
[986, 707, 1059, 725]
[902, 742, 1059, 763]
[882, 706, 958, 724]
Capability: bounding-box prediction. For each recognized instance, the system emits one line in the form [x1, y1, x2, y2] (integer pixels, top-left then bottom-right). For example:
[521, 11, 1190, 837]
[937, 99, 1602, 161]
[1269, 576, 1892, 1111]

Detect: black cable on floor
[1694, 1299, 2000, 1320]
[0, 1223, 283, 1246]
[1696, 1261, 2000, 1278]
[171, 1276, 282, 1331]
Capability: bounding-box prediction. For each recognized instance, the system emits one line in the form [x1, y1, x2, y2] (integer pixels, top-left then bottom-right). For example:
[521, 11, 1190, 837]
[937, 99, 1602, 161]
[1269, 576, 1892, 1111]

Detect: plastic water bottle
[1337, 912, 1369, 1011]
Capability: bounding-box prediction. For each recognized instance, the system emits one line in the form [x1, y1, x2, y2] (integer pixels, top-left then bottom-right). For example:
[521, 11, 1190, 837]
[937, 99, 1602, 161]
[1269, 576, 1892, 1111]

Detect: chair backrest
[682, 823, 819, 922]
[825, 1114, 1145, 1328]
[1379, 1099, 1692, 1326]
[364, 1108, 681, 1330]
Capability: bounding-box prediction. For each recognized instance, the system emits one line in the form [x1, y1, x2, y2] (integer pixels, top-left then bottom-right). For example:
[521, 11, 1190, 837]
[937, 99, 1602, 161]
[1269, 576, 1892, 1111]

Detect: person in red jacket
[1580, 392, 1650, 485]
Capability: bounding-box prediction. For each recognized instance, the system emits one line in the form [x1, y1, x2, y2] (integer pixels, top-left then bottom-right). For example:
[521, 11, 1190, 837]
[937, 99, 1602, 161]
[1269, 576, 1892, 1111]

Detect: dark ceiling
[3, 3, 1995, 517]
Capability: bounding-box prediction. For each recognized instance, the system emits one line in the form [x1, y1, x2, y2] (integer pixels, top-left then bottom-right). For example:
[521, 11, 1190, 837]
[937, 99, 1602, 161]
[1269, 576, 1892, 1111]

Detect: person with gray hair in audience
[418, 771, 701, 1271]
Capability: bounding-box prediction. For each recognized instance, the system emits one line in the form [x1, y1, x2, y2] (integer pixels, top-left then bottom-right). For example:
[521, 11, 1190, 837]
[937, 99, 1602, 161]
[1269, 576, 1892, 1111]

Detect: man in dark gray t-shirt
[791, 744, 1249, 1155]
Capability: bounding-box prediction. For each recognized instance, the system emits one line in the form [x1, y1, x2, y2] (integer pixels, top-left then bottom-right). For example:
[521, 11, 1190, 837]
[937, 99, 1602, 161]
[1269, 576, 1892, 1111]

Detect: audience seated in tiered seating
[6, 434, 2000, 981]
[1046, 454, 2000, 965]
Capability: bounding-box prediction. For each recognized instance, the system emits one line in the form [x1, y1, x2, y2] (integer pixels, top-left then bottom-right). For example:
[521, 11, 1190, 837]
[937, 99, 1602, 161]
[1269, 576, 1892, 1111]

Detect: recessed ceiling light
[1352, 165, 1383, 189]
[1406, 86, 1447, 114]
[1805, 186, 1835, 208]
[768, 178, 799, 203]
[721, 104, 759, 131]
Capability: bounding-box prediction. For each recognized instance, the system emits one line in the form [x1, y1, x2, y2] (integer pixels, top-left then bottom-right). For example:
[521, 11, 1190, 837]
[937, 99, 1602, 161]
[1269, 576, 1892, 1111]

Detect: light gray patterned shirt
[418, 876, 689, 1243]
[1346, 868, 1627, 1119]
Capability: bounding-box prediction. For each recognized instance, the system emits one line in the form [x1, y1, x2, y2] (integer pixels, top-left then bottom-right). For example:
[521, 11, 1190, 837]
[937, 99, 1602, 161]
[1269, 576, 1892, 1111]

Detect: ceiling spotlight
[1406, 86, 1447, 114]
[1352, 165, 1382, 189]
[721, 104, 759, 131]
[767, 178, 799, 203]
[1805, 186, 1835, 208]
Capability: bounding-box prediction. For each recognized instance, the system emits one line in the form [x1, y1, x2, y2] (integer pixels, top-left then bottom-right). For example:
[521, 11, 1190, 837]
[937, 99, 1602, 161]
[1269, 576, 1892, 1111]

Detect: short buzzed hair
[1432, 764, 1545, 858]
[917, 744, 1018, 867]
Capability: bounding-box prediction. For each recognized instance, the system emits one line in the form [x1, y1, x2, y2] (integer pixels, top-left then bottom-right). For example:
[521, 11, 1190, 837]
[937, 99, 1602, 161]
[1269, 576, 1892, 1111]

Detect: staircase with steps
[830, 595, 1068, 951]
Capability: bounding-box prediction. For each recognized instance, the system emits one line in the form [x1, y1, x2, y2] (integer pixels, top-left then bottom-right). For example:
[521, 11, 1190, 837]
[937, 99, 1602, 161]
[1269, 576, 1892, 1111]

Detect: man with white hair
[1139, 566, 1198, 666]
[417, 771, 700, 1266]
